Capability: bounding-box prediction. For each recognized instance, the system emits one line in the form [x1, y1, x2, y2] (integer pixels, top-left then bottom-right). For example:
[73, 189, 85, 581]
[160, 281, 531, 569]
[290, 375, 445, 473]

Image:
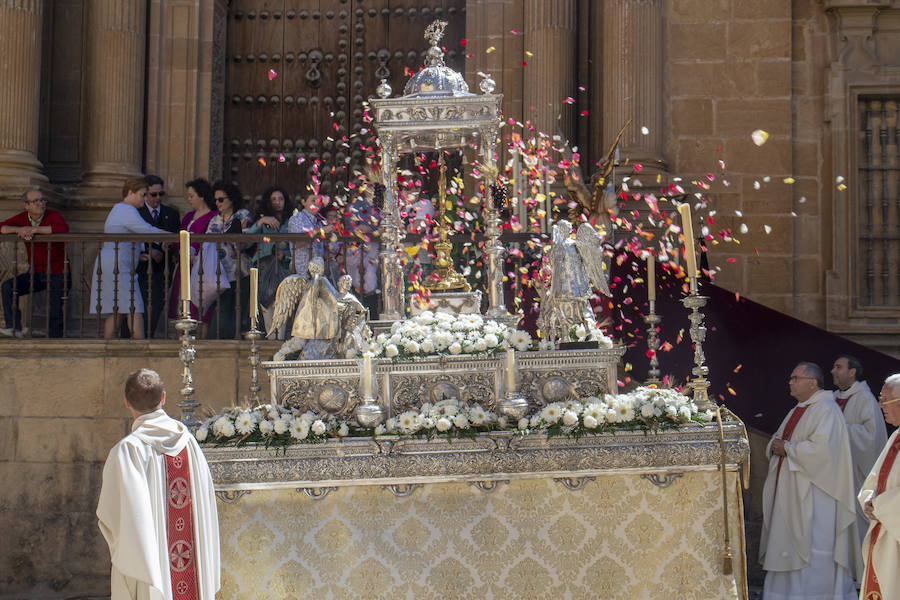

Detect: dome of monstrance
[402, 20, 472, 98]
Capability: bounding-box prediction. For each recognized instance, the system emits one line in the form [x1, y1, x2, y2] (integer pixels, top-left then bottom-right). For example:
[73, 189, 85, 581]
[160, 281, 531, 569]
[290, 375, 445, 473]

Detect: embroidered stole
[164, 447, 199, 600]
[771, 405, 809, 504]
[861, 435, 900, 600]
[835, 394, 850, 412]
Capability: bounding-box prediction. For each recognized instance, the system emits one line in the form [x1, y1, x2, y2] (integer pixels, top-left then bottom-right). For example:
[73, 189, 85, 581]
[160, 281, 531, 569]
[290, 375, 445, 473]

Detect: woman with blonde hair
[89, 177, 169, 338]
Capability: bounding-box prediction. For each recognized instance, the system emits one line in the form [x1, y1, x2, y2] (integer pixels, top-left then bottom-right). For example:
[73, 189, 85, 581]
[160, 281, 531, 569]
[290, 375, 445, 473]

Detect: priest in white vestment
[760, 361, 862, 600]
[97, 369, 220, 600]
[858, 373, 900, 600]
[831, 355, 888, 545]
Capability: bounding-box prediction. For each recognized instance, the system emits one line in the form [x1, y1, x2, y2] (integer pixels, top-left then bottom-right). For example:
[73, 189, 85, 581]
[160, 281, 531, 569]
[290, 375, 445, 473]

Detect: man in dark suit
[136, 174, 180, 337]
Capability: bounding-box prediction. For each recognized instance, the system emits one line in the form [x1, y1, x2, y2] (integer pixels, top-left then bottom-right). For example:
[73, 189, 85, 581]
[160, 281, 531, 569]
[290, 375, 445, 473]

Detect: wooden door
[224, 0, 466, 207]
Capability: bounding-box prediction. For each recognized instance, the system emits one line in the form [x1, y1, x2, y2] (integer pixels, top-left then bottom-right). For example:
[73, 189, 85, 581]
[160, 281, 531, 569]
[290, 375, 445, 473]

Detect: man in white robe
[97, 369, 220, 600]
[831, 355, 888, 545]
[760, 361, 862, 600]
[858, 373, 900, 600]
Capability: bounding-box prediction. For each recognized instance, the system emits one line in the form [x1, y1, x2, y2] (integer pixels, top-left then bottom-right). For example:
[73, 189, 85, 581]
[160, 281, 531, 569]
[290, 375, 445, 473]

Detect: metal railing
[0, 231, 543, 340]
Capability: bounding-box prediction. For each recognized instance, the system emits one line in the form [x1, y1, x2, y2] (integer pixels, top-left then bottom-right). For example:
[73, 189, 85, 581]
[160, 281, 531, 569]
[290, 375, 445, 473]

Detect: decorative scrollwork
[468, 479, 509, 493]
[215, 490, 252, 504]
[640, 472, 683, 488]
[382, 483, 422, 497]
[553, 476, 597, 491]
[298, 486, 338, 499]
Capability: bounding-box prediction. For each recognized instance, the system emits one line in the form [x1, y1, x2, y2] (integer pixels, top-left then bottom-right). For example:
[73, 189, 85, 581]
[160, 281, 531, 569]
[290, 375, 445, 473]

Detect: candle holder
[644, 300, 662, 386]
[244, 327, 264, 407]
[499, 349, 529, 419]
[175, 306, 200, 429]
[355, 356, 384, 428]
[681, 291, 714, 411]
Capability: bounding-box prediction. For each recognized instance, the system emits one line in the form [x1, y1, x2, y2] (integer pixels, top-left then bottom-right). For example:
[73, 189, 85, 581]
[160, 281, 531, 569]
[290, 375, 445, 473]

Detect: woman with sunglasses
[206, 181, 251, 339]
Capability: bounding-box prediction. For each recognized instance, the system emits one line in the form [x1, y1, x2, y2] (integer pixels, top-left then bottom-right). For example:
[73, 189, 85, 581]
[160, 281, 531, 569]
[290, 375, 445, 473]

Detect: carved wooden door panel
[224, 0, 465, 204]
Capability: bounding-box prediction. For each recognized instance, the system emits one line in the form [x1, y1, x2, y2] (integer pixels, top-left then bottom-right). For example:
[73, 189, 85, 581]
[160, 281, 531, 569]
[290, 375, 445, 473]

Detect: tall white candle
[179, 230, 190, 313]
[249, 267, 259, 330]
[677, 203, 698, 293]
[362, 354, 374, 398]
[505, 348, 517, 391]
[647, 253, 656, 302]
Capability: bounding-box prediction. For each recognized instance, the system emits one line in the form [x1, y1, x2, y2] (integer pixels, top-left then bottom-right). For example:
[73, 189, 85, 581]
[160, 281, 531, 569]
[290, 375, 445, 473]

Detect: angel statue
[336, 274, 372, 356]
[536, 220, 611, 344]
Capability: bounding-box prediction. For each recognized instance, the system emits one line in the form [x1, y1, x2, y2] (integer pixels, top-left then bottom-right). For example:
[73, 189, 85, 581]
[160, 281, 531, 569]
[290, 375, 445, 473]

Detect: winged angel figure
[269, 258, 371, 359]
[536, 220, 610, 344]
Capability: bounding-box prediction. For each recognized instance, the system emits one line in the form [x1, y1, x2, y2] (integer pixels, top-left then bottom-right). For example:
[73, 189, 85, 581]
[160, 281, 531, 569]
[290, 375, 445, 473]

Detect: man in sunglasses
[0, 189, 70, 337]
[858, 374, 900, 600]
[136, 174, 180, 337]
[760, 362, 861, 599]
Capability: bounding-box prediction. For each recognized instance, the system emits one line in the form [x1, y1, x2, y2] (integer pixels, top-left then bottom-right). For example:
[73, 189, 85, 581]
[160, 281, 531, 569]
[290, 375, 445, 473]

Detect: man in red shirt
[1, 189, 70, 337]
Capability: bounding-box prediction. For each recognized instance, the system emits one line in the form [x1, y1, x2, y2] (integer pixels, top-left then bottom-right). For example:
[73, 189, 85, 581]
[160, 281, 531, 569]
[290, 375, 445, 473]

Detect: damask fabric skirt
[763, 486, 858, 600]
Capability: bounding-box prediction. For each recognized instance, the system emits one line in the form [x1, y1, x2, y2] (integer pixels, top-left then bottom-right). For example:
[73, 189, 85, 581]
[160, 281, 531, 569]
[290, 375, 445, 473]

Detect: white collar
[797, 388, 831, 407]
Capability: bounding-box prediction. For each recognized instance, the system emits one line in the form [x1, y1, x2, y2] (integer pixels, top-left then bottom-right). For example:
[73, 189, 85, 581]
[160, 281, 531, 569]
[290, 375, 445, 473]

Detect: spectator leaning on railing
[0, 189, 70, 338]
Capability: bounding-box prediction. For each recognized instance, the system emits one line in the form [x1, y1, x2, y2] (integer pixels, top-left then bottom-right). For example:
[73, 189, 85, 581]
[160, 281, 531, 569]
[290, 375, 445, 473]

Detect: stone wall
[0, 339, 280, 599]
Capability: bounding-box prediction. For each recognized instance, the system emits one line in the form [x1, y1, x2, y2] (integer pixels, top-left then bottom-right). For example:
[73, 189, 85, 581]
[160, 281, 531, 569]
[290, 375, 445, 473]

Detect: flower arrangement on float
[272, 310, 614, 362]
[195, 386, 713, 449]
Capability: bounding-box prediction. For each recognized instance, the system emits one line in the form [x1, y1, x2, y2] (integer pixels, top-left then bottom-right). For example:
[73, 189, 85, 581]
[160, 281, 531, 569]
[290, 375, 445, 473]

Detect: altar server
[760, 361, 862, 600]
[831, 354, 888, 545]
[858, 373, 900, 600]
[97, 369, 220, 600]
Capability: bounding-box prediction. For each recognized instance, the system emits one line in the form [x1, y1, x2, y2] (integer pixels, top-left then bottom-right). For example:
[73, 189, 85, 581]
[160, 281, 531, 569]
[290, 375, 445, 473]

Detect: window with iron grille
[856, 96, 900, 307]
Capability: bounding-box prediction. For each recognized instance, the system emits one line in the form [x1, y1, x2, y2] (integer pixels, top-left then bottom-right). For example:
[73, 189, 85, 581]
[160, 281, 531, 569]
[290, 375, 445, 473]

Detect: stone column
[80, 0, 147, 198]
[601, 0, 666, 174]
[0, 0, 47, 194]
[523, 0, 577, 140]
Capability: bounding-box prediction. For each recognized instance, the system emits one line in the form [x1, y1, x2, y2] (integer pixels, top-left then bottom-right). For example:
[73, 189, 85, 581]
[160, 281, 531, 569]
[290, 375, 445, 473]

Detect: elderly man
[760, 362, 862, 600]
[831, 354, 888, 545]
[0, 189, 69, 337]
[97, 369, 220, 599]
[858, 373, 900, 600]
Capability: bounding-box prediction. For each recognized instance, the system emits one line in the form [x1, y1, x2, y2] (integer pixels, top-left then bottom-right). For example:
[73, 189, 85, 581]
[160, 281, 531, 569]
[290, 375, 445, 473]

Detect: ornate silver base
[499, 393, 529, 420]
[681, 293, 714, 411]
[644, 307, 662, 385]
[244, 328, 264, 407]
[355, 396, 385, 428]
[175, 316, 200, 428]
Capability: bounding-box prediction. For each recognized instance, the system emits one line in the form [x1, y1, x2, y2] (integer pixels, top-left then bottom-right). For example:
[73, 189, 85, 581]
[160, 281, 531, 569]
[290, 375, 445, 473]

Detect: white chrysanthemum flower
[517, 417, 529, 430]
[453, 414, 470, 429]
[665, 405, 679, 420]
[404, 340, 420, 354]
[584, 403, 605, 421]
[421, 339, 435, 354]
[538, 338, 555, 351]
[212, 416, 235, 437]
[338, 423, 350, 437]
[234, 412, 255, 435]
[311, 419, 326, 436]
[273, 419, 289, 435]
[289, 418, 309, 440]
[374, 424, 386, 436]
[562, 410, 579, 427]
[509, 330, 532, 351]
[267, 407, 280, 421]
[540, 403, 563, 424]
[473, 339, 487, 353]
[386, 417, 398, 432]
[423, 416, 435, 429]
[530, 415, 541, 428]
[195, 427, 209, 442]
[583, 415, 598, 429]
[398, 410, 418, 433]
[483, 333, 499, 348]
[574, 324, 587, 339]
[678, 406, 692, 422]
[469, 405, 488, 425]
[385, 344, 399, 358]
[615, 401, 634, 422]
[389, 333, 402, 345]
[640, 404, 655, 419]
[258, 420, 274, 436]
[448, 342, 462, 355]
[436, 417, 452, 432]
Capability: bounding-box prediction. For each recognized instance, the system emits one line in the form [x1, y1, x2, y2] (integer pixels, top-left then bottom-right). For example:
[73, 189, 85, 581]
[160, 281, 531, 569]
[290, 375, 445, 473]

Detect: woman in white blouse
[89, 178, 169, 339]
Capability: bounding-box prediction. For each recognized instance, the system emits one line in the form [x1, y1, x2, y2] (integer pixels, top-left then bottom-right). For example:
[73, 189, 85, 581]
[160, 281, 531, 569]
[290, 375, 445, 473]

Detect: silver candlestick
[176, 301, 200, 428]
[355, 355, 385, 428]
[499, 348, 529, 419]
[681, 291, 714, 411]
[244, 328, 264, 407]
[644, 300, 662, 385]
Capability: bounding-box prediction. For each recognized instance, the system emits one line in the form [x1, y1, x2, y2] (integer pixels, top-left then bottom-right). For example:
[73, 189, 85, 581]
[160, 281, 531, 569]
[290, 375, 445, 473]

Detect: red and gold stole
[861, 435, 900, 600]
[835, 394, 850, 412]
[165, 447, 199, 600]
[771, 405, 809, 503]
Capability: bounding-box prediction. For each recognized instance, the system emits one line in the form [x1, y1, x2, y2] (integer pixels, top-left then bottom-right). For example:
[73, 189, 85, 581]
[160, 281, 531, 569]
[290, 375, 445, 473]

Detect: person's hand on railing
[16, 226, 39, 241]
[257, 216, 280, 229]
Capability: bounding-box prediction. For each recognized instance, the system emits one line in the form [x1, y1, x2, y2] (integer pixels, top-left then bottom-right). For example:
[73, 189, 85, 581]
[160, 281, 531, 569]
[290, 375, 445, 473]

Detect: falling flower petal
[486, 46, 496, 53]
[783, 177, 795, 184]
[257, 157, 267, 166]
[764, 225, 772, 234]
[268, 69, 278, 81]
[751, 129, 769, 146]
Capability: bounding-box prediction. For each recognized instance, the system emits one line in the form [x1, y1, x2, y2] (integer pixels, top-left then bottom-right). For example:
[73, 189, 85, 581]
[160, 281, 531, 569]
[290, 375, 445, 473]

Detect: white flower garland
[196, 387, 713, 447]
